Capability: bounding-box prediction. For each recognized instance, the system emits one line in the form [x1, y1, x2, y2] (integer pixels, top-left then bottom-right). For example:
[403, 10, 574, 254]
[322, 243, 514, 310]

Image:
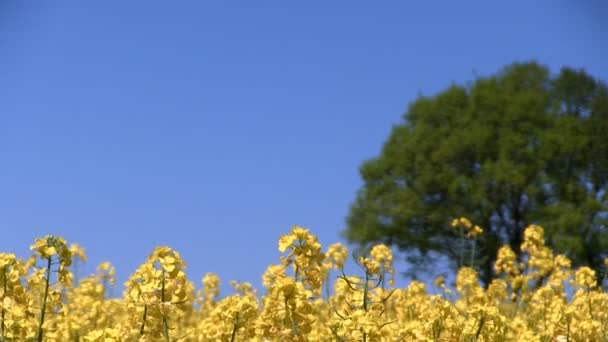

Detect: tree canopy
[344, 61, 608, 285]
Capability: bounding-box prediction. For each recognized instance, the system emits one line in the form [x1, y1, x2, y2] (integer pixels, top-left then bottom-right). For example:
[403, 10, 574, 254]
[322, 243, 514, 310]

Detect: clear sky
[1, 1, 606, 295]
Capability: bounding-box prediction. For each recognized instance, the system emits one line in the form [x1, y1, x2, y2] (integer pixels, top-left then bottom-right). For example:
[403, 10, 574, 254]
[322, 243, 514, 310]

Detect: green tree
[344, 62, 608, 286]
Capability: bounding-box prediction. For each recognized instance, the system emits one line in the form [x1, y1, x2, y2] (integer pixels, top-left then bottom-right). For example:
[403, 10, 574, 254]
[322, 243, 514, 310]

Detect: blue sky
[1, 1, 606, 295]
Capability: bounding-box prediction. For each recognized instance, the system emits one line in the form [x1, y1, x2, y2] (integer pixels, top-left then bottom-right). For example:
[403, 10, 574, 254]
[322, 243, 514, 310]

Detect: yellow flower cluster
[0, 225, 607, 341]
[451, 217, 483, 238]
[122, 246, 195, 341]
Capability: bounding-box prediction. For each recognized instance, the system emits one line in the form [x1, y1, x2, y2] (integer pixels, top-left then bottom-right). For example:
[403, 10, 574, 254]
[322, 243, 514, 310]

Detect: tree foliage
[344, 61, 608, 285]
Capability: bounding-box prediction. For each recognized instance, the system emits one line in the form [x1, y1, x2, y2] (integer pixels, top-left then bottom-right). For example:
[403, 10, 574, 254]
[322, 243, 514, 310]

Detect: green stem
[587, 288, 594, 320]
[363, 271, 369, 312]
[294, 265, 299, 283]
[470, 239, 476, 268]
[140, 305, 148, 337]
[161, 271, 170, 342]
[543, 298, 547, 332]
[1, 267, 6, 340]
[230, 312, 239, 342]
[289, 298, 298, 336]
[37, 256, 52, 342]
[73, 259, 79, 286]
[362, 271, 369, 342]
[459, 227, 465, 267]
[282, 296, 287, 327]
[325, 272, 331, 300]
[474, 314, 485, 341]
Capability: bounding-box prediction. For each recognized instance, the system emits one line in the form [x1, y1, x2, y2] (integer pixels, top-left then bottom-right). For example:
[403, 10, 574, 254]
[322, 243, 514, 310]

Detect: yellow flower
[278, 234, 297, 253]
[3, 222, 608, 341]
[70, 243, 87, 263]
[458, 217, 472, 229]
[451, 217, 483, 238]
[358, 257, 380, 275]
[433, 275, 446, 288]
[573, 266, 597, 288]
[324, 243, 348, 270]
[467, 225, 483, 238]
[495, 245, 519, 276]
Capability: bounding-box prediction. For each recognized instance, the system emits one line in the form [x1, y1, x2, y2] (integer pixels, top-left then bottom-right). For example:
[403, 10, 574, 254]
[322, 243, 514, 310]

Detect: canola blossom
[0, 224, 607, 341]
